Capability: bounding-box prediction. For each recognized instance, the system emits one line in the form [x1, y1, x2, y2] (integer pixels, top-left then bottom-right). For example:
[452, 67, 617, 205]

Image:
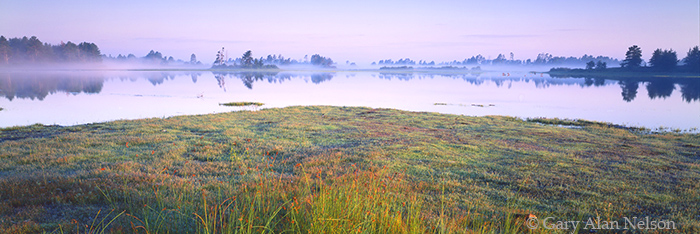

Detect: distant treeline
[372, 53, 621, 67]
[0, 35, 203, 66]
[550, 45, 700, 74]
[105, 50, 202, 66]
[0, 36, 101, 64]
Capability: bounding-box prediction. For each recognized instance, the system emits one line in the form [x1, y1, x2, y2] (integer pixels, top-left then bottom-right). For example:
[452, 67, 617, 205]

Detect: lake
[1, 70, 698, 130]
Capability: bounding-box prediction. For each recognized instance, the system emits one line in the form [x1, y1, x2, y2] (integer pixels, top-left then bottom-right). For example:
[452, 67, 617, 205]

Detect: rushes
[185, 162, 429, 234]
[96, 153, 438, 233]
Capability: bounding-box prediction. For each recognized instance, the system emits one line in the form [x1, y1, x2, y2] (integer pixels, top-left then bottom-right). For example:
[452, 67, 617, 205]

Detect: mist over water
[0, 70, 698, 130]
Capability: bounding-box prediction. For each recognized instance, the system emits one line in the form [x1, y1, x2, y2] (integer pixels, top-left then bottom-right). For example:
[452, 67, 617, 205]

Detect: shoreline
[3, 106, 698, 134]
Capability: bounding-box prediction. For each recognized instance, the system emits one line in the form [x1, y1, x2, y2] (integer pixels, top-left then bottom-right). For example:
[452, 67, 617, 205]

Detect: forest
[0, 36, 101, 64]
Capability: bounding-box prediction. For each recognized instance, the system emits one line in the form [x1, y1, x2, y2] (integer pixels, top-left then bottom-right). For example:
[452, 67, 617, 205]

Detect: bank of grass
[0, 106, 698, 233]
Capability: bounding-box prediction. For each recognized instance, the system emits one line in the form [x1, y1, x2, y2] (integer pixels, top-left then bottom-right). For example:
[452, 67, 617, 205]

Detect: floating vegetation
[219, 101, 264, 107]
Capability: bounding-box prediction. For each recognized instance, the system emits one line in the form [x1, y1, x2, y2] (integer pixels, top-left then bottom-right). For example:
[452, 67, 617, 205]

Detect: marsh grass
[1, 106, 698, 233]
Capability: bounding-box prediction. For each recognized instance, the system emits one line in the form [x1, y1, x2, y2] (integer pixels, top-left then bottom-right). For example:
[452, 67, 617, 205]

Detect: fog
[0, 35, 631, 72]
[0, 61, 605, 73]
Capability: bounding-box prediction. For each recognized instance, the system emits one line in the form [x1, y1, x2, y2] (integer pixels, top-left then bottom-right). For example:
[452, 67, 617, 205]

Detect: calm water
[1, 70, 698, 130]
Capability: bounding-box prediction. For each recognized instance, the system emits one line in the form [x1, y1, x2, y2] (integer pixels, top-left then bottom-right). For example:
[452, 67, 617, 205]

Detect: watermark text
[525, 216, 676, 231]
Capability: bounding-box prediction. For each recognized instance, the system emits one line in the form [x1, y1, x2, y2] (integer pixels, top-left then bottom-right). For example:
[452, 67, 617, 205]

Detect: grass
[0, 106, 698, 233]
[219, 102, 264, 107]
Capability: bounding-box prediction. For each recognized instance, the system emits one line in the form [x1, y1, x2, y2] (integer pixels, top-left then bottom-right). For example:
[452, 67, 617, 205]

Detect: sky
[1, 0, 698, 64]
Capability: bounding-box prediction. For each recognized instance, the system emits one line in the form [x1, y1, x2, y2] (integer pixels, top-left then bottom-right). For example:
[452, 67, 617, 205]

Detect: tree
[27, 36, 44, 62]
[621, 45, 642, 69]
[493, 54, 507, 64]
[253, 57, 264, 68]
[63, 41, 80, 62]
[585, 61, 595, 70]
[310, 54, 334, 67]
[190, 53, 197, 64]
[77, 42, 101, 62]
[595, 61, 606, 70]
[649, 49, 677, 71]
[535, 53, 552, 64]
[214, 48, 225, 66]
[241, 50, 253, 67]
[0, 36, 10, 64]
[683, 46, 700, 72]
[144, 50, 163, 62]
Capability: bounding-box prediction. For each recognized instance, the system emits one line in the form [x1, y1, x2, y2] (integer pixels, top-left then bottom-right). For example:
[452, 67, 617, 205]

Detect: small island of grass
[219, 101, 264, 107]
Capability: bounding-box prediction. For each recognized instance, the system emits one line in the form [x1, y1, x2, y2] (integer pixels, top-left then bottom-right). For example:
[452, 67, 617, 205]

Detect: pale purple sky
[2, 0, 698, 64]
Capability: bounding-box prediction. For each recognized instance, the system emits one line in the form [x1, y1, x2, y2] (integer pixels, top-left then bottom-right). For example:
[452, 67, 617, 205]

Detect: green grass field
[1, 106, 698, 233]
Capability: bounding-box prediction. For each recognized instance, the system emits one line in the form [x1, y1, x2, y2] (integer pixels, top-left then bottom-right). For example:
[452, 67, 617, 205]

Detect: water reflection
[376, 72, 609, 88]
[0, 72, 104, 101]
[310, 73, 334, 84]
[619, 79, 639, 102]
[614, 78, 700, 103]
[213, 71, 286, 90]
[1, 70, 698, 129]
[1, 71, 698, 104]
[583, 78, 607, 87]
[211, 71, 337, 91]
[680, 82, 700, 103]
[374, 72, 700, 103]
[552, 73, 700, 102]
[191, 73, 200, 83]
[646, 79, 674, 100]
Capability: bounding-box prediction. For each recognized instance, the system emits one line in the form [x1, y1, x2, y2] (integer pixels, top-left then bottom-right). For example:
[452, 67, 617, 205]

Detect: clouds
[131, 37, 249, 45]
[462, 34, 540, 39]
